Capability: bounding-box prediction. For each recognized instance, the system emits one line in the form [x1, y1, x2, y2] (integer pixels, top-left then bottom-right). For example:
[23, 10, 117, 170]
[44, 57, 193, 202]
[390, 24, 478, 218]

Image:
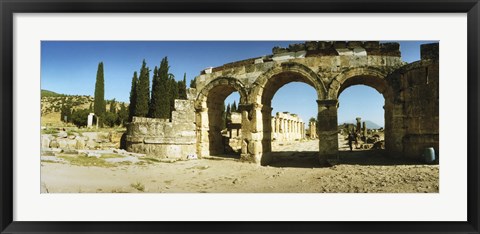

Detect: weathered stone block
[421, 43, 439, 60]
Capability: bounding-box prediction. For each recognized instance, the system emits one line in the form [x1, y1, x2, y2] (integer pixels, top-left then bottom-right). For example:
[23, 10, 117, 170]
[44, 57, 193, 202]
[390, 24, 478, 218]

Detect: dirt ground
[41, 136, 439, 193]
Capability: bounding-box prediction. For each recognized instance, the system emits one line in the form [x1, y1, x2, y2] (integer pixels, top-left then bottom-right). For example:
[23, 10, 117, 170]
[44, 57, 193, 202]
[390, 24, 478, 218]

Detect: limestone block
[305, 41, 318, 51]
[49, 140, 60, 148]
[41, 135, 52, 149]
[66, 139, 77, 149]
[86, 140, 98, 149]
[57, 139, 67, 149]
[57, 131, 68, 138]
[75, 138, 86, 150]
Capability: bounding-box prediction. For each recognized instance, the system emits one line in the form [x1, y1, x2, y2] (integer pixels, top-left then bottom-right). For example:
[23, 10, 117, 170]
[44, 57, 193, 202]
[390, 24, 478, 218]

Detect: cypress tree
[169, 75, 179, 119]
[221, 103, 226, 129]
[94, 62, 106, 127]
[128, 71, 138, 121]
[135, 60, 150, 117]
[189, 77, 197, 88]
[178, 73, 187, 100]
[157, 57, 170, 119]
[231, 101, 237, 112]
[226, 103, 231, 123]
[149, 66, 161, 118]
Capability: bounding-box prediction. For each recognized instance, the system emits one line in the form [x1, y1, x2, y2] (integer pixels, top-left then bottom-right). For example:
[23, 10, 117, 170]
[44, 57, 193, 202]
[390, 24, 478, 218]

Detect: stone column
[362, 121, 367, 137]
[356, 117, 362, 134]
[87, 113, 94, 128]
[195, 106, 210, 158]
[238, 102, 265, 164]
[317, 99, 339, 165]
[262, 105, 273, 154]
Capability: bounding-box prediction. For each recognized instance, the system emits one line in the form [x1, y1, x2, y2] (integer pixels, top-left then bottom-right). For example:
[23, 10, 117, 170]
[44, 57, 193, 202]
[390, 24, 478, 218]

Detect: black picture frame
[1, 0, 479, 233]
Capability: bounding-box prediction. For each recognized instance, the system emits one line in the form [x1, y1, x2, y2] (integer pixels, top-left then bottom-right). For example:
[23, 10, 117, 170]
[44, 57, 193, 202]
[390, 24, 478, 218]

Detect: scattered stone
[57, 131, 68, 138]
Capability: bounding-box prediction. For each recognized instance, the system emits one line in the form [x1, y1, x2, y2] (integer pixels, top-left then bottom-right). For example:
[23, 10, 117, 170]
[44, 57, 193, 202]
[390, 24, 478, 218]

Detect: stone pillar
[385, 99, 404, 158]
[262, 105, 273, 154]
[317, 99, 339, 165]
[87, 113, 94, 128]
[362, 121, 367, 137]
[275, 116, 280, 134]
[238, 103, 265, 164]
[356, 117, 362, 134]
[195, 106, 210, 158]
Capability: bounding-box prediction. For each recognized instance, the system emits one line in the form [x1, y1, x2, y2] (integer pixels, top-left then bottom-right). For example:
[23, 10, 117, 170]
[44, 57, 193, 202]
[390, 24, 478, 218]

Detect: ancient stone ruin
[125, 41, 440, 165]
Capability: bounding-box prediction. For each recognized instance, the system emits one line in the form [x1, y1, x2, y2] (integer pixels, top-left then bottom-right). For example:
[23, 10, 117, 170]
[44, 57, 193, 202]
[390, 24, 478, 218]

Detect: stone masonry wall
[386, 43, 439, 160]
[125, 95, 196, 159]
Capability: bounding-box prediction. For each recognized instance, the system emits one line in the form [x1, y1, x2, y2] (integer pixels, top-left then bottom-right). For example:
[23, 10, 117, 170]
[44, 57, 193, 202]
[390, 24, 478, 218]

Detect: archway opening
[260, 72, 319, 167]
[206, 86, 242, 158]
[337, 84, 386, 165]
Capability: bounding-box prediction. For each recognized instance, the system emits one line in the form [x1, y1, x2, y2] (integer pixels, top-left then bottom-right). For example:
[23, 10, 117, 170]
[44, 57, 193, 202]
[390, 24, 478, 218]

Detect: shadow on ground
[267, 149, 426, 168]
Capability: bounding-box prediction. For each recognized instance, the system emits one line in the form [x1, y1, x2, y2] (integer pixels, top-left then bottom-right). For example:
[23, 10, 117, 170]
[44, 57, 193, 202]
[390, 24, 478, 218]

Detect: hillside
[41, 89, 65, 97]
[41, 90, 127, 126]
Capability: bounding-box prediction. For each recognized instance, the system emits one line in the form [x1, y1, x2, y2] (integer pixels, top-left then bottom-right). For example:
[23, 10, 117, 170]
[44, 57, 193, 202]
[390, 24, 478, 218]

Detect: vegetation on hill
[41, 89, 65, 97]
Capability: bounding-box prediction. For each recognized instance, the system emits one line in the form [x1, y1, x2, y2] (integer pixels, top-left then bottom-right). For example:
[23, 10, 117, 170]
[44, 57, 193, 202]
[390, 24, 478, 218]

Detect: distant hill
[41, 89, 127, 126]
[340, 120, 383, 129]
[41, 89, 65, 97]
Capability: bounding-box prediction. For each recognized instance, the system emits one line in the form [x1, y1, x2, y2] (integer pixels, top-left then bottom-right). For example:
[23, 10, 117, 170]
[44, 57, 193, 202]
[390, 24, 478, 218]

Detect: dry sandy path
[41, 140, 438, 193]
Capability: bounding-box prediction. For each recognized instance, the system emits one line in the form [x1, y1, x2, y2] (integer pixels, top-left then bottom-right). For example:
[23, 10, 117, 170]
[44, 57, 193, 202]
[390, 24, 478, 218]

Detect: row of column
[271, 113, 305, 141]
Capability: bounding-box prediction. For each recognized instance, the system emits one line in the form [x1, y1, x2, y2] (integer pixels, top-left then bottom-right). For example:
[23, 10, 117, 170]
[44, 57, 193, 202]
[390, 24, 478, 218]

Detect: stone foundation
[125, 98, 196, 159]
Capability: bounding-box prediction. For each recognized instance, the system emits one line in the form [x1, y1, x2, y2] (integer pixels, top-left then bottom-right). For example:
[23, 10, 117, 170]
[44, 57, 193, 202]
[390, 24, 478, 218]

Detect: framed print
[1, 0, 479, 233]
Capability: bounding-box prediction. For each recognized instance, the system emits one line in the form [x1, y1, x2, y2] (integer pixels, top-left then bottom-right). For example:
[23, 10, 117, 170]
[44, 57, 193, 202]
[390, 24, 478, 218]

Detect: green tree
[135, 60, 150, 117]
[60, 104, 72, 123]
[221, 103, 226, 129]
[70, 109, 90, 127]
[178, 73, 187, 100]
[157, 57, 171, 119]
[109, 98, 117, 114]
[231, 101, 237, 112]
[94, 62, 106, 127]
[88, 103, 93, 112]
[189, 77, 197, 88]
[148, 66, 161, 118]
[103, 111, 118, 127]
[169, 74, 179, 119]
[128, 71, 138, 121]
[117, 103, 128, 126]
[226, 103, 231, 123]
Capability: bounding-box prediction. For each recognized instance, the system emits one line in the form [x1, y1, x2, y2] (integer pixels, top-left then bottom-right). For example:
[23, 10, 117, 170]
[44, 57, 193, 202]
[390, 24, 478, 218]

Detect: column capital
[317, 99, 338, 107]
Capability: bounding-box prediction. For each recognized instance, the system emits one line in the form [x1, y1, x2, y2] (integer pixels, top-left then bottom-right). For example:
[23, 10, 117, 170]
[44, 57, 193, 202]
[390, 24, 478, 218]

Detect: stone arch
[250, 62, 327, 104]
[247, 62, 326, 165]
[194, 77, 249, 158]
[327, 67, 392, 99]
[196, 76, 248, 108]
[328, 67, 395, 160]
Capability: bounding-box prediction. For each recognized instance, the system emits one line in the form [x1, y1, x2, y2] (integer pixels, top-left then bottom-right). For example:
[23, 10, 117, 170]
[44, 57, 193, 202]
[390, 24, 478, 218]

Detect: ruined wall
[386, 43, 439, 160]
[125, 96, 196, 159]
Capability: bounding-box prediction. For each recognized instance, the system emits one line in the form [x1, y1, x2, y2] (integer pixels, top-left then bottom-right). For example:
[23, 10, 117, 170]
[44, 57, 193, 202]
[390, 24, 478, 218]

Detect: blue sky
[41, 41, 436, 127]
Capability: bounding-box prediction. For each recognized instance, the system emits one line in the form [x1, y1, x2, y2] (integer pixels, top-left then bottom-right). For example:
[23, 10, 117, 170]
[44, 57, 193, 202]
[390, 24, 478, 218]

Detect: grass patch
[130, 182, 145, 192]
[42, 129, 59, 134]
[100, 154, 125, 159]
[58, 154, 114, 168]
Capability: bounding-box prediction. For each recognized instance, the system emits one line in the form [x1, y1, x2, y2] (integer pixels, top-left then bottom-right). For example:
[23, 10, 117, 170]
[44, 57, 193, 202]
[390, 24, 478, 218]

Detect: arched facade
[124, 41, 439, 164]
[189, 41, 438, 165]
[195, 77, 249, 157]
